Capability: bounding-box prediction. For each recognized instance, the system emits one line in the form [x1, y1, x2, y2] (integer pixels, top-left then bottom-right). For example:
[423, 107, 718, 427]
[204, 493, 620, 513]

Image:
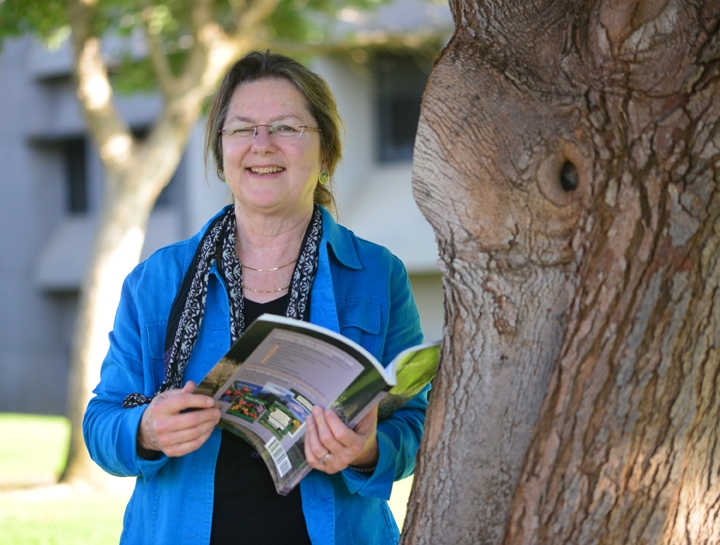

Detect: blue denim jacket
[83, 206, 427, 545]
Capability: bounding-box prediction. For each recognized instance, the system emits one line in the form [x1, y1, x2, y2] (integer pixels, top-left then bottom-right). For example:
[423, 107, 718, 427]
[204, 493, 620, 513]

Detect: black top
[210, 295, 312, 545]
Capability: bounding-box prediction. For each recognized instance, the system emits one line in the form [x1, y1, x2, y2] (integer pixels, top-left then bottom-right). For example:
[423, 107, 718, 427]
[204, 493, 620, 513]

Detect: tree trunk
[405, 1, 720, 543]
[60, 172, 157, 486]
[58, 0, 262, 485]
[57, 59, 208, 481]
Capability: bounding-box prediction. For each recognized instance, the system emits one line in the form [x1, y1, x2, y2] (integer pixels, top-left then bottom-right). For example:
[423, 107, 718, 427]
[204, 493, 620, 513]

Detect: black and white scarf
[122, 205, 322, 408]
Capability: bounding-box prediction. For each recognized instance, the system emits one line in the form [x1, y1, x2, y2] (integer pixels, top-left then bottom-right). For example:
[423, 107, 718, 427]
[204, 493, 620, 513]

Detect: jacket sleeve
[341, 255, 428, 500]
[82, 265, 171, 481]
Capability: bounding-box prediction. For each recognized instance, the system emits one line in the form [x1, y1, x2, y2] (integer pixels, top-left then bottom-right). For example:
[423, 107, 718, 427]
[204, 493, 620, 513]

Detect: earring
[319, 169, 330, 185]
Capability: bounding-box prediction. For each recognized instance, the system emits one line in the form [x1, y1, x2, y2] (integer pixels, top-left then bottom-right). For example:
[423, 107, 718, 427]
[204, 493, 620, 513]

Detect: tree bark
[405, 1, 720, 543]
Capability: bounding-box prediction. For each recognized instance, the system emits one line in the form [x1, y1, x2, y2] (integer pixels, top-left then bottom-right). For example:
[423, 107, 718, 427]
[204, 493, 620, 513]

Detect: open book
[193, 314, 440, 495]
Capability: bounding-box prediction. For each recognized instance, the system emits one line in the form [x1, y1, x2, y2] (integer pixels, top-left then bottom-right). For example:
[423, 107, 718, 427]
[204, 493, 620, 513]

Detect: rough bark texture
[405, 0, 720, 543]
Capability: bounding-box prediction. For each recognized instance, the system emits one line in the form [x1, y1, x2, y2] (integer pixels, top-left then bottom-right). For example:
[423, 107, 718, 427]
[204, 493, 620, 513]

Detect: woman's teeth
[250, 167, 284, 174]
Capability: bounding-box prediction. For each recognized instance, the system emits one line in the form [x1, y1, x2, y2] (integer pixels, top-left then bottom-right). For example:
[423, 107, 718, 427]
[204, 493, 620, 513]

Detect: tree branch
[141, 2, 176, 98]
[228, 0, 249, 20]
[141, 0, 235, 156]
[142, 0, 281, 160]
[231, 0, 283, 40]
[66, 0, 135, 173]
[188, 0, 216, 36]
[168, 0, 268, 101]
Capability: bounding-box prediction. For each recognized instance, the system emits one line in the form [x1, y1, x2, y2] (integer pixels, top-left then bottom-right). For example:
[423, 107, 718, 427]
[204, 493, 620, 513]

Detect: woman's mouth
[248, 166, 285, 175]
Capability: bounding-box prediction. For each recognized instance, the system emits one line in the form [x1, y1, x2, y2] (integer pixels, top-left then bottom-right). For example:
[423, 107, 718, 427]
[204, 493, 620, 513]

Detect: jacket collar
[318, 206, 362, 271]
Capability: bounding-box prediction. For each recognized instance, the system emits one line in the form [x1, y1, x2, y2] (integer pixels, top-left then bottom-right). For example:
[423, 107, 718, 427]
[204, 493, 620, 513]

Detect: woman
[83, 50, 427, 545]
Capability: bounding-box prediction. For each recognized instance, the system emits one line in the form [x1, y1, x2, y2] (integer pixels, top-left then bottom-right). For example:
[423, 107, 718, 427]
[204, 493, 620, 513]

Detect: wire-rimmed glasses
[219, 123, 322, 141]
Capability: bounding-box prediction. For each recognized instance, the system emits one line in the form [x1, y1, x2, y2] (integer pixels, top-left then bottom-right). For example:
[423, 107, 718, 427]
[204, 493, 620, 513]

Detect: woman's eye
[275, 125, 297, 134]
[233, 127, 254, 135]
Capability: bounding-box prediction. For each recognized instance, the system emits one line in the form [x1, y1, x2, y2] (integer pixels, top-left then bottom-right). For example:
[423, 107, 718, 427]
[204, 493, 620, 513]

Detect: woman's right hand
[137, 381, 221, 458]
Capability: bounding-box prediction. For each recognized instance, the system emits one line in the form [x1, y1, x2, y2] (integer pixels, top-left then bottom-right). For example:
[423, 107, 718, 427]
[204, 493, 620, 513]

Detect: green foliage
[0, 0, 68, 42]
[0, 0, 391, 92]
[266, 0, 385, 44]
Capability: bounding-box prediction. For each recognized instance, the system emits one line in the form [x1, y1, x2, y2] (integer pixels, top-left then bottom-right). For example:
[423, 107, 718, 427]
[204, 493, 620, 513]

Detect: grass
[0, 414, 69, 485]
[0, 488, 129, 544]
[0, 414, 129, 545]
[0, 413, 414, 544]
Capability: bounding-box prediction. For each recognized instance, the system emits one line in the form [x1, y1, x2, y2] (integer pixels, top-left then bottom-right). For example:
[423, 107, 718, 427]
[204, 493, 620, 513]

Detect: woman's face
[221, 78, 323, 218]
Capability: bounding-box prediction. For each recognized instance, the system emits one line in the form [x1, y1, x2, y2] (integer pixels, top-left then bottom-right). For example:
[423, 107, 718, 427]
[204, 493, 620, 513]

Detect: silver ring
[319, 453, 331, 465]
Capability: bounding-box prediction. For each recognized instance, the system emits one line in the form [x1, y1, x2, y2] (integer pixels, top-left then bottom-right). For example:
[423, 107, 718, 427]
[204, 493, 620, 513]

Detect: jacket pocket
[146, 325, 166, 360]
[337, 300, 383, 359]
[144, 324, 167, 388]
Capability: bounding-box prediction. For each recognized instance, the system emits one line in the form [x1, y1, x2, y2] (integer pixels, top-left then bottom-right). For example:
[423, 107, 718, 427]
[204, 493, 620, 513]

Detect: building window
[373, 52, 431, 163]
[64, 138, 88, 214]
[133, 126, 179, 209]
[154, 171, 178, 208]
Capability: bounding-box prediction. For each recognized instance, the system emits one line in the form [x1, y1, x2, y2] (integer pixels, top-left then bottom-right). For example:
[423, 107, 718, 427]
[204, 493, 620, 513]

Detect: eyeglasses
[219, 123, 322, 141]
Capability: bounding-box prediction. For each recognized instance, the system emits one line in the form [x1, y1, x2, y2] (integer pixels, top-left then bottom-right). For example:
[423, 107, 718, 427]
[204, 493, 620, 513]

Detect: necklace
[241, 259, 296, 272]
[242, 283, 291, 294]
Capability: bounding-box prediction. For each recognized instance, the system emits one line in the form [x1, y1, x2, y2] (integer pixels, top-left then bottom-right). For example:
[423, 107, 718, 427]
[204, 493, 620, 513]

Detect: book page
[211, 328, 366, 477]
[378, 342, 441, 420]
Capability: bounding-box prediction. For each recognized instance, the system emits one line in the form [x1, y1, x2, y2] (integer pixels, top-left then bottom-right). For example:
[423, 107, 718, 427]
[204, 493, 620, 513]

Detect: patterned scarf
[122, 205, 323, 408]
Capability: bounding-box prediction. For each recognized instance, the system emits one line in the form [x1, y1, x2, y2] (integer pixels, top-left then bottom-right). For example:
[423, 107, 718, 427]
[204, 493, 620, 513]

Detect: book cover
[194, 314, 440, 494]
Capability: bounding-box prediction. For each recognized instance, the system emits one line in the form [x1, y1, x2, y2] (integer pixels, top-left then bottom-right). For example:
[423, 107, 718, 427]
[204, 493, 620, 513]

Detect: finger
[173, 422, 219, 448]
[304, 416, 326, 468]
[162, 421, 218, 457]
[321, 409, 363, 450]
[304, 421, 319, 465]
[356, 406, 379, 430]
[311, 407, 346, 453]
[154, 408, 220, 454]
[156, 406, 220, 436]
[304, 413, 330, 462]
[350, 408, 379, 442]
[155, 389, 216, 417]
[162, 416, 218, 447]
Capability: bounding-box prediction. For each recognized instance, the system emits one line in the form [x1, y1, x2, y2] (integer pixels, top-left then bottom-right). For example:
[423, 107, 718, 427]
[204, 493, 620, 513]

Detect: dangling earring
[319, 169, 330, 185]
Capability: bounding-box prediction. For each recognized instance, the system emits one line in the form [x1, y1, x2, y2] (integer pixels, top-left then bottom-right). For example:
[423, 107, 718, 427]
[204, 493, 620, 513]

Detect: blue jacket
[83, 206, 427, 545]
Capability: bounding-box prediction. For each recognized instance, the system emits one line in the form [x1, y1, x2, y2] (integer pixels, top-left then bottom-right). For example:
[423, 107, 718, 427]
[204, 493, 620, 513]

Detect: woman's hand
[137, 381, 221, 458]
[304, 405, 379, 474]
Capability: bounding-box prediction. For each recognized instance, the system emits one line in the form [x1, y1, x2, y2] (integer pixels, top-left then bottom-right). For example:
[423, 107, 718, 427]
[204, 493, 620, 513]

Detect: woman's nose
[251, 126, 275, 150]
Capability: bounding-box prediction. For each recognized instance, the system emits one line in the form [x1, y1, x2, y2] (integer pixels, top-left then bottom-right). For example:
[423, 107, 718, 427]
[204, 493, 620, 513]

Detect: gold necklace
[242, 284, 291, 294]
[241, 259, 296, 272]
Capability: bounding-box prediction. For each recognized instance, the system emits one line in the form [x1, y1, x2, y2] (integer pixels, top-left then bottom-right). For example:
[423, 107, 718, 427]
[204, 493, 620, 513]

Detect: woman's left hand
[304, 405, 379, 474]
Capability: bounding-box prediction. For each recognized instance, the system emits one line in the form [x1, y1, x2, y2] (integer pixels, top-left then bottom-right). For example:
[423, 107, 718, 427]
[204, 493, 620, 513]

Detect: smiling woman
[205, 52, 343, 215]
[82, 50, 429, 545]
[220, 78, 324, 226]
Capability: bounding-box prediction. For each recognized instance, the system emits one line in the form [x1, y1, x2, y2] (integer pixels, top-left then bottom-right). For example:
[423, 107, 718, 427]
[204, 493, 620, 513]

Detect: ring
[319, 453, 331, 465]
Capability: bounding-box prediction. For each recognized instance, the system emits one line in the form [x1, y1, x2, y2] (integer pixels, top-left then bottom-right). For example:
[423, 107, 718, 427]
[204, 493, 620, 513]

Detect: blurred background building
[0, 0, 451, 414]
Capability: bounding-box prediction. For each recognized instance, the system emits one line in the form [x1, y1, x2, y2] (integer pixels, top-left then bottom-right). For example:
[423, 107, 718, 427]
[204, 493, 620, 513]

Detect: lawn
[0, 413, 68, 484]
[0, 413, 414, 544]
[0, 414, 130, 545]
